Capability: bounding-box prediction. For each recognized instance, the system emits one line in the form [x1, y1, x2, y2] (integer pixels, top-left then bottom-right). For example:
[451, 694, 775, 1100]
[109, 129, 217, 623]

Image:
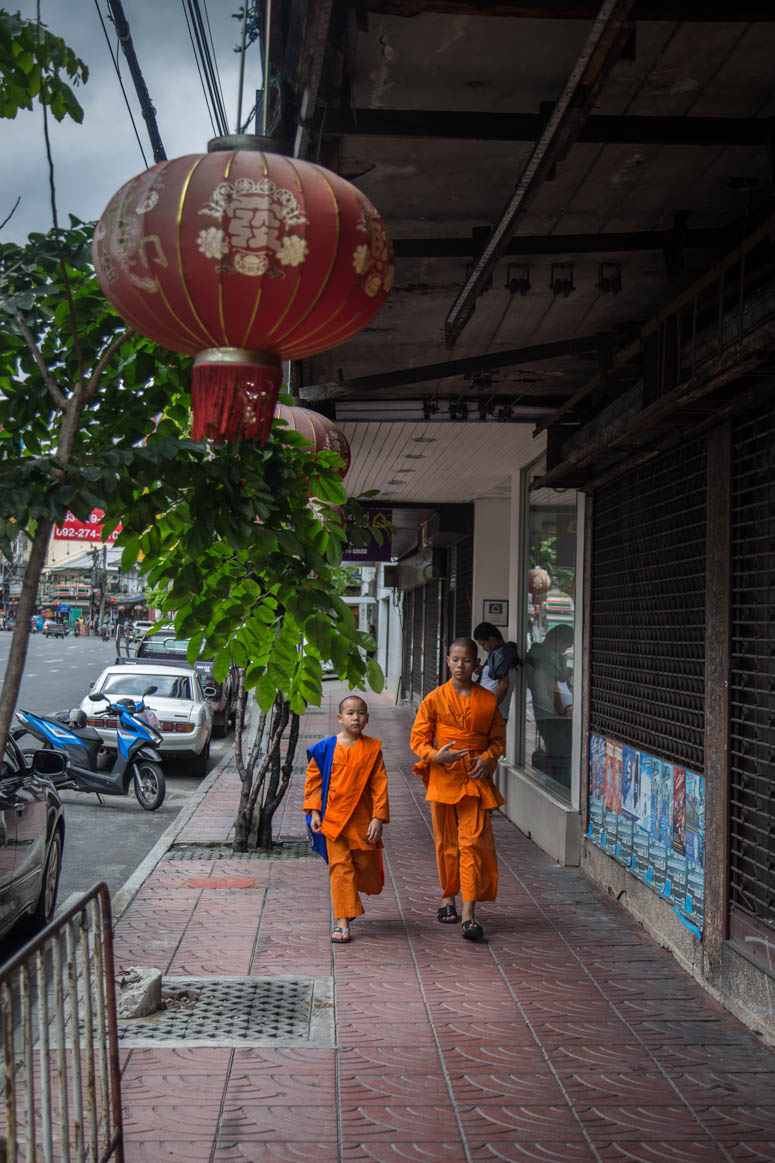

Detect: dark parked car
[0, 737, 66, 942]
[135, 627, 239, 736]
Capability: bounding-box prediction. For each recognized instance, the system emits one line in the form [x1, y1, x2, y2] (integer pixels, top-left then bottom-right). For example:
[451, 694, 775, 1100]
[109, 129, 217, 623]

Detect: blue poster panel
[588, 734, 706, 936]
[342, 508, 393, 562]
[615, 816, 634, 868]
[590, 733, 606, 801]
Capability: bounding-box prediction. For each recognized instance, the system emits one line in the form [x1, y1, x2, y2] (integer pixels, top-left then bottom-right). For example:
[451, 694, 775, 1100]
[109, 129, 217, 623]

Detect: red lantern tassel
[191, 348, 281, 444]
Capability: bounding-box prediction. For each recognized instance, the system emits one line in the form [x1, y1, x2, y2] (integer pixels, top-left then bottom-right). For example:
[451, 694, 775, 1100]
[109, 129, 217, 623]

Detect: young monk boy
[410, 638, 506, 941]
[304, 695, 390, 944]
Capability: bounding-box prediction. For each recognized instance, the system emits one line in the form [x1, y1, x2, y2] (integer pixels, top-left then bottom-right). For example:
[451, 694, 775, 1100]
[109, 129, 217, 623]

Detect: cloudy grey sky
[2, 1, 261, 244]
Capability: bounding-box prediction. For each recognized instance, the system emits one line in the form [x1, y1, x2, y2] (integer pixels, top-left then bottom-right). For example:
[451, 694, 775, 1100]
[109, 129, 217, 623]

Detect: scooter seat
[77, 725, 106, 744]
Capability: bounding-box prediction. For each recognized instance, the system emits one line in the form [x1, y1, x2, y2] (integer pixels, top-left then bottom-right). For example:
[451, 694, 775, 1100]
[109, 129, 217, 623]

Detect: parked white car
[132, 620, 156, 635]
[80, 663, 213, 776]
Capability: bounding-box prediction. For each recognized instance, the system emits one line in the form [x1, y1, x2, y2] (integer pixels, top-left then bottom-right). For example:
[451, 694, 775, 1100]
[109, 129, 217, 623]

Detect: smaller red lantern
[274, 404, 350, 478]
[528, 567, 551, 597]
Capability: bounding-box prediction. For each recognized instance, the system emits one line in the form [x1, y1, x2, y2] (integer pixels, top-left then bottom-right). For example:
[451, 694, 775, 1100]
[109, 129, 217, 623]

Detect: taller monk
[410, 637, 506, 942]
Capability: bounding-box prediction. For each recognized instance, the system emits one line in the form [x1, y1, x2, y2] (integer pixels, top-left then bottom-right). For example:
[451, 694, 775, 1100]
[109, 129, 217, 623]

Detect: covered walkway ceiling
[283, 0, 775, 501]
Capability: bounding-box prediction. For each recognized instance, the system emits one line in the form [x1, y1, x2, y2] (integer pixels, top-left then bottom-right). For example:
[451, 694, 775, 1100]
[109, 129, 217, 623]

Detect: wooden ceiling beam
[299, 331, 619, 400]
[393, 223, 742, 259]
[358, 0, 775, 19]
[322, 108, 774, 147]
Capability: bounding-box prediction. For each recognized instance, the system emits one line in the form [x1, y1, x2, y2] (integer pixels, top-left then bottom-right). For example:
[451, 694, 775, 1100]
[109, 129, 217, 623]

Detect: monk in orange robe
[410, 637, 506, 941]
[304, 695, 390, 944]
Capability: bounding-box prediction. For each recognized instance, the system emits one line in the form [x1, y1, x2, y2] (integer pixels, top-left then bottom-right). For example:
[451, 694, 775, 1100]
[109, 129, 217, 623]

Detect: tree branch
[0, 195, 21, 233]
[38, 0, 84, 382]
[83, 327, 132, 404]
[0, 519, 53, 760]
[15, 309, 67, 410]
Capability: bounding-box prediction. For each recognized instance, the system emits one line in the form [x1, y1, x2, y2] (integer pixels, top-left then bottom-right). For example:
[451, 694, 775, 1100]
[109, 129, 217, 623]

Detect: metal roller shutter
[729, 402, 775, 935]
[455, 536, 474, 640]
[411, 587, 424, 702]
[423, 580, 440, 697]
[402, 590, 413, 704]
[590, 443, 706, 771]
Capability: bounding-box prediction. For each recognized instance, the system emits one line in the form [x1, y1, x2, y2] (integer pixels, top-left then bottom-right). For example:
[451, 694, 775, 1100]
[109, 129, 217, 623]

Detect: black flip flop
[437, 905, 459, 924]
[461, 920, 484, 941]
[331, 927, 351, 944]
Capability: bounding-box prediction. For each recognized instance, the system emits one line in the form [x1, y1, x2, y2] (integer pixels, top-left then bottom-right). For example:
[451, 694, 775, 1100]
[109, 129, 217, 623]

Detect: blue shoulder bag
[305, 735, 337, 863]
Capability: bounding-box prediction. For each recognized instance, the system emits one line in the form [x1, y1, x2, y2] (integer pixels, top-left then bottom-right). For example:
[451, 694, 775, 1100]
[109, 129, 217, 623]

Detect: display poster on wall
[588, 732, 706, 935]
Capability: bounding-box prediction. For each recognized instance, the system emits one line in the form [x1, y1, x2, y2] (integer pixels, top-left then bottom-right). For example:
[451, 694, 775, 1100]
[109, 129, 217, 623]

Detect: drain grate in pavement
[118, 975, 333, 1048]
[167, 839, 316, 861]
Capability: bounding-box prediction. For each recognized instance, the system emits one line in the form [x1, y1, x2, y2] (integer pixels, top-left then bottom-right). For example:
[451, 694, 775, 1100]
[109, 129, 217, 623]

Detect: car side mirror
[31, 750, 68, 778]
[89, 680, 95, 689]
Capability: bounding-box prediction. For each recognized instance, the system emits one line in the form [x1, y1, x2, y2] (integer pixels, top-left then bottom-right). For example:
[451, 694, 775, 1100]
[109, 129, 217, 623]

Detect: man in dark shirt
[473, 622, 521, 723]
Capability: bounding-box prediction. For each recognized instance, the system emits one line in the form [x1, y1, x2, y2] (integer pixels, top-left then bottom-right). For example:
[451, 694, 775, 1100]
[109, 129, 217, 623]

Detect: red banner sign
[53, 510, 121, 543]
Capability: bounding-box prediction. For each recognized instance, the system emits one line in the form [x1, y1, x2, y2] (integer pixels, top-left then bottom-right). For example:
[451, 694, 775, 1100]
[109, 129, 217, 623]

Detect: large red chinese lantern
[92, 136, 393, 444]
[274, 404, 350, 478]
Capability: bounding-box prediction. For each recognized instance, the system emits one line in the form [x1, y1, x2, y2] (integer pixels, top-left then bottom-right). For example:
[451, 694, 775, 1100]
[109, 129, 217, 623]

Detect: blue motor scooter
[13, 689, 166, 811]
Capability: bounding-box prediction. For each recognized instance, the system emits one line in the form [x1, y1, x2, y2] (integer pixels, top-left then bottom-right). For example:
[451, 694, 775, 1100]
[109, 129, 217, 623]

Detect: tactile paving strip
[118, 975, 333, 1047]
[166, 839, 316, 861]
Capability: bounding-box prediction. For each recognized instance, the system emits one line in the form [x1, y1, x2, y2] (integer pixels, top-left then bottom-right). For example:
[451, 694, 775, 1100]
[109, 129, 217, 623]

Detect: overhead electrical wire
[201, 0, 226, 124]
[93, 0, 150, 167]
[181, 0, 229, 136]
[180, 0, 217, 136]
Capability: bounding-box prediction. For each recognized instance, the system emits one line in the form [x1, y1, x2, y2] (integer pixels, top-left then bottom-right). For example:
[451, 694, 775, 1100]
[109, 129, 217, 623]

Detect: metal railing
[0, 884, 124, 1162]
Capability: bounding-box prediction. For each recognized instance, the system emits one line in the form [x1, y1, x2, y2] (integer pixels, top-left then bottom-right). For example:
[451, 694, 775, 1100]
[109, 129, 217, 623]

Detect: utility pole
[107, 0, 167, 163]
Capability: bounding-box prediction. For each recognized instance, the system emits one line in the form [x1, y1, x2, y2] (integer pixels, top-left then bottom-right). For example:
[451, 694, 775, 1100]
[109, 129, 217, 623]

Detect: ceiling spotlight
[550, 263, 575, 298]
[505, 263, 531, 296]
[597, 262, 622, 295]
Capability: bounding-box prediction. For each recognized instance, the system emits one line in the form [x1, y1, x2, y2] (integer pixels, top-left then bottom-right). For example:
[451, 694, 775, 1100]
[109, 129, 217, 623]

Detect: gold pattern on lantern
[354, 200, 394, 298]
[198, 177, 309, 278]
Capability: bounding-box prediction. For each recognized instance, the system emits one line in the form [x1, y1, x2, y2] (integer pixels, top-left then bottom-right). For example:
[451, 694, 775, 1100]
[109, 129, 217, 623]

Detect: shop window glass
[522, 462, 577, 802]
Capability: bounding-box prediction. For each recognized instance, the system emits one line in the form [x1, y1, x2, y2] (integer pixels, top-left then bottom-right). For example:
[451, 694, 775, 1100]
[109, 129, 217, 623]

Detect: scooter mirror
[91, 692, 108, 703]
[143, 685, 158, 696]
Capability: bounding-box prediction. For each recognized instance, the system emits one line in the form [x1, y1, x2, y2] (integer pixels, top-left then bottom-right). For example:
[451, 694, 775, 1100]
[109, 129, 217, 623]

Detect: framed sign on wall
[483, 599, 508, 626]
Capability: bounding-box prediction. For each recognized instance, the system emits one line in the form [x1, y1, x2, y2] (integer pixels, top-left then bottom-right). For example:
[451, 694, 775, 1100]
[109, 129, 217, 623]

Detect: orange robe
[303, 734, 389, 919]
[410, 681, 505, 902]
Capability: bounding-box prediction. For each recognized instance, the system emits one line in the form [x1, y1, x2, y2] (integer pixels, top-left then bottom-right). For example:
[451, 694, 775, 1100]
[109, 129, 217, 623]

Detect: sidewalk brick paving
[114, 684, 775, 1162]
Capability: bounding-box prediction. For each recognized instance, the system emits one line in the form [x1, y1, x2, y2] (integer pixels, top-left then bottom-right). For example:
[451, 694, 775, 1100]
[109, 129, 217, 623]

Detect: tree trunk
[0, 521, 52, 758]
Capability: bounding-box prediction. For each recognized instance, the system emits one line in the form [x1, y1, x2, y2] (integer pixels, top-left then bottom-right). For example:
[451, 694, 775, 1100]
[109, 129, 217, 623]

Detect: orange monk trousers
[327, 833, 383, 918]
[430, 797, 498, 902]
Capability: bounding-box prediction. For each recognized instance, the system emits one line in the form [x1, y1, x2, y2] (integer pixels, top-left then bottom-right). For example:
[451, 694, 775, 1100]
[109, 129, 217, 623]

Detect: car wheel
[193, 737, 210, 778]
[24, 826, 63, 934]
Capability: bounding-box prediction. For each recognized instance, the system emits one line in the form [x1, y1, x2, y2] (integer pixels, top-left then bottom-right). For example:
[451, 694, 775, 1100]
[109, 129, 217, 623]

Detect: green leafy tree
[120, 438, 383, 849]
[0, 8, 87, 122]
[0, 218, 199, 754]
